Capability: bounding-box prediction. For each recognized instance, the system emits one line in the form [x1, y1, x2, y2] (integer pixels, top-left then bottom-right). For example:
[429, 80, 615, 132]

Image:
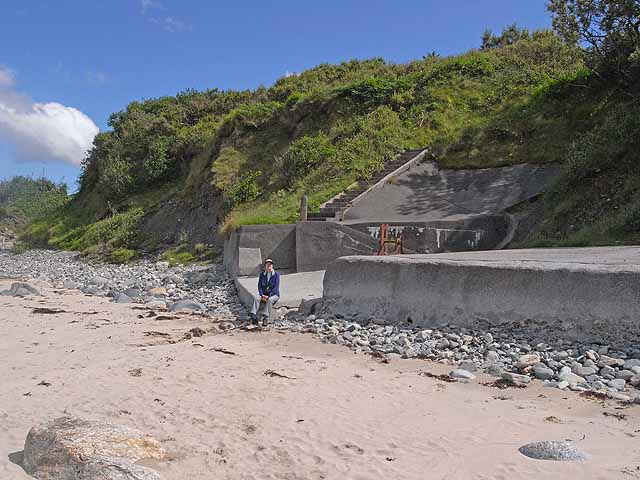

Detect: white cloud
[140, 0, 161, 14]
[0, 65, 99, 166]
[150, 16, 191, 33]
[0, 66, 15, 88]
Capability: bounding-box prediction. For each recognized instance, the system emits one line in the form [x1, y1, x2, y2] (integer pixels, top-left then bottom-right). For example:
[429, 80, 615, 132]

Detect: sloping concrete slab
[235, 270, 325, 310]
[343, 162, 560, 222]
[323, 247, 640, 344]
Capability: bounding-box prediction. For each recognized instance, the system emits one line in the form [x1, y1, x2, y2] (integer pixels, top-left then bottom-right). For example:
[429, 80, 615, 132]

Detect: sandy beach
[1, 278, 639, 480]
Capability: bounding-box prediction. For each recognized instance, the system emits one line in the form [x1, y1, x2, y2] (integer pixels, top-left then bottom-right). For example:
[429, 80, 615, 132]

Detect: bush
[224, 171, 262, 209]
[283, 134, 336, 186]
[110, 248, 137, 263]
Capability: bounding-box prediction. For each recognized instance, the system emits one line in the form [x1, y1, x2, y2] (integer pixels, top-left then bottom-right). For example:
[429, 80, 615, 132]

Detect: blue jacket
[258, 270, 280, 297]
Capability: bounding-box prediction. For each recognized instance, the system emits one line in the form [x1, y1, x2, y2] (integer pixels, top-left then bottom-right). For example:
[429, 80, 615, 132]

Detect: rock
[184, 271, 209, 284]
[608, 391, 631, 402]
[518, 441, 587, 461]
[487, 364, 504, 377]
[630, 374, 640, 387]
[148, 287, 168, 297]
[170, 299, 206, 313]
[403, 347, 417, 359]
[123, 288, 140, 298]
[558, 371, 586, 385]
[607, 379, 626, 390]
[556, 380, 570, 390]
[299, 297, 323, 316]
[572, 365, 597, 377]
[502, 372, 531, 385]
[162, 274, 184, 285]
[2, 282, 40, 297]
[516, 354, 540, 369]
[22, 416, 166, 480]
[88, 275, 110, 286]
[450, 369, 476, 380]
[483, 333, 494, 344]
[616, 369, 635, 381]
[62, 281, 82, 290]
[533, 367, 555, 381]
[484, 351, 500, 365]
[146, 299, 167, 309]
[458, 361, 477, 372]
[114, 293, 133, 304]
[598, 355, 623, 368]
[624, 359, 640, 370]
[599, 365, 616, 377]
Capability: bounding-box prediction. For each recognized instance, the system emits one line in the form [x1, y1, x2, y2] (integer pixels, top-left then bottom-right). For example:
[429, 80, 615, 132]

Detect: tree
[481, 24, 531, 50]
[548, 0, 640, 82]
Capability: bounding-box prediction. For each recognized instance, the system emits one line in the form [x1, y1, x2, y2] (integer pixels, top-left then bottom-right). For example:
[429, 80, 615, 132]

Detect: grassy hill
[20, 27, 640, 261]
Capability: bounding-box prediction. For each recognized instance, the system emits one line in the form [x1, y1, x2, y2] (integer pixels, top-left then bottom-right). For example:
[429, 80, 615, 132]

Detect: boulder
[114, 293, 133, 304]
[21, 417, 166, 480]
[502, 372, 531, 385]
[624, 359, 640, 370]
[518, 441, 587, 461]
[123, 288, 140, 298]
[558, 371, 586, 385]
[1, 282, 40, 297]
[450, 369, 476, 380]
[516, 354, 540, 370]
[170, 299, 206, 313]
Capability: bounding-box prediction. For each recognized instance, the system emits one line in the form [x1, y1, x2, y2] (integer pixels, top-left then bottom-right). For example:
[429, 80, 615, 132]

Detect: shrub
[110, 248, 137, 263]
[283, 134, 336, 186]
[224, 171, 262, 209]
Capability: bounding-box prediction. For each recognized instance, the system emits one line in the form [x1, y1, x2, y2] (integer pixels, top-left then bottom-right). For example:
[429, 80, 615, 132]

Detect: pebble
[3, 250, 640, 400]
[450, 369, 476, 380]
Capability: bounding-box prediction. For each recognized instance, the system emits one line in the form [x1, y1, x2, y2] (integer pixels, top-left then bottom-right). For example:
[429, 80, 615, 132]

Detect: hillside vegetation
[22, 3, 640, 258]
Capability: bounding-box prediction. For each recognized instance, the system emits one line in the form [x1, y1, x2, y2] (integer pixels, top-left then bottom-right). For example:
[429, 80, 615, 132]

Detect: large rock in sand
[22, 417, 166, 480]
[1, 282, 40, 297]
[170, 299, 206, 313]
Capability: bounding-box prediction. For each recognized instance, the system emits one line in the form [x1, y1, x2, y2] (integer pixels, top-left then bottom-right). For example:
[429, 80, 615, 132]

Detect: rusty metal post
[299, 195, 308, 222]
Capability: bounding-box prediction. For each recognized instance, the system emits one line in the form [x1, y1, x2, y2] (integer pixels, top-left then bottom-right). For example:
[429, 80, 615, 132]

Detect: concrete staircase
[307, 148, 428, 222]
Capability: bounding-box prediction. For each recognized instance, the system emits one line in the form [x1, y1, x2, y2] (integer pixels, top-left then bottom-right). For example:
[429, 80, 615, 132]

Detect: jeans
[251, 295, 279, 320]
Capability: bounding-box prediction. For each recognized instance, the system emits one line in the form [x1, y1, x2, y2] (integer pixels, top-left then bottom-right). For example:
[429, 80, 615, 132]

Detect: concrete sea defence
[322, 247, 640, 345]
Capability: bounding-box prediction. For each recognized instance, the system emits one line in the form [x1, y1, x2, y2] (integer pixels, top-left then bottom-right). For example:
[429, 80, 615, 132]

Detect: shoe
[261, 316, 269, 327]
[249, 314, 258, 325]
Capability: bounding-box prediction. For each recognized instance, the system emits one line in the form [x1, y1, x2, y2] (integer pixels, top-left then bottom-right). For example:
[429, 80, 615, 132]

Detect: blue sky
[0, 0, 552, 190]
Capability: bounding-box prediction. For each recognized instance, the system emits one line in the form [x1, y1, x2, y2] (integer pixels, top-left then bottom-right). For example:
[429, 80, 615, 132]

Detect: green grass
[161, 244, 219, 265]
[19, 29, 640, 254]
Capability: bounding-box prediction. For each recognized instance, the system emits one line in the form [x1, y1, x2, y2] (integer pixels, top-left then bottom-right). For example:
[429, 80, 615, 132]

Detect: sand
[1, 278, 639, 480]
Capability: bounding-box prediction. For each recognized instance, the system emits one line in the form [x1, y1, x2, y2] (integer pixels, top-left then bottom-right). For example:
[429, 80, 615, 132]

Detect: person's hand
[261, 295, 268, 301]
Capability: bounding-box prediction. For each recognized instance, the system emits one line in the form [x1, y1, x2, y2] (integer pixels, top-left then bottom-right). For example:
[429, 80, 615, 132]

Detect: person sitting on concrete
[250, 258, 280, 326]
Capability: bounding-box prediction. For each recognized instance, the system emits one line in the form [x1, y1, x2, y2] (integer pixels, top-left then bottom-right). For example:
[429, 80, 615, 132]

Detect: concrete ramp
[235, 270, 325, 310]
[343, 162, 560, 223]
[322, 247, 640, 344]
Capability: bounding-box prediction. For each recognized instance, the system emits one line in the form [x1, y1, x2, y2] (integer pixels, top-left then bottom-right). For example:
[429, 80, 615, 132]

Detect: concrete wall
[224, 224, 296, 277]
[348, 215, 509, 254]
[296, 222, 379, 272]
[322, 248, 640, 344]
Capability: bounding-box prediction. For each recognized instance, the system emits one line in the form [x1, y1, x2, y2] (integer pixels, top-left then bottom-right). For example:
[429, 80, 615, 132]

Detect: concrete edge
[330, 252, 640, 274]
[343, 148, 429, 215]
